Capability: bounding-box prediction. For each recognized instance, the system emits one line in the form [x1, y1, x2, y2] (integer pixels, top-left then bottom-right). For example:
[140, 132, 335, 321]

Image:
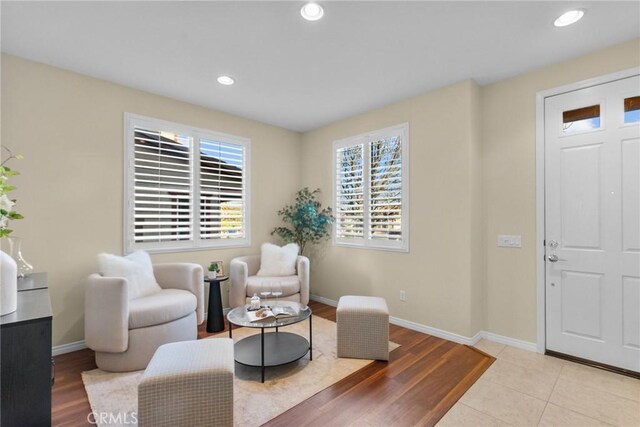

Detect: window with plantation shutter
[125, 114, 251, 253]
[333, 123, 409, 252]
[199, 139, 246, 241]
[335, 144, 365, 240]
[132, 127, 193, 245]
[370, 135, 403, 243]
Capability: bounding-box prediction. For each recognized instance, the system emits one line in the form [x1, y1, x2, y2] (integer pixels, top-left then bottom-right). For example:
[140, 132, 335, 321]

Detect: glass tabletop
[227, 302, 311, 329]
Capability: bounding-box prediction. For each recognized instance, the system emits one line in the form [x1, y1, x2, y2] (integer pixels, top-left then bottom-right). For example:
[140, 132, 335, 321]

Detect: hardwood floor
[52, 301, 493, 426]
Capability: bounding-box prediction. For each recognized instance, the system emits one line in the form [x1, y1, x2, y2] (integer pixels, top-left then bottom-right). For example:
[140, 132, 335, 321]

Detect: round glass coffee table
[227, 302, 312, 383]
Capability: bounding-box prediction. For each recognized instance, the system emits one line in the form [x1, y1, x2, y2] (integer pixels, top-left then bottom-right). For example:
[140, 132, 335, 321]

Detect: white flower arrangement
[0, 147, 24, 238]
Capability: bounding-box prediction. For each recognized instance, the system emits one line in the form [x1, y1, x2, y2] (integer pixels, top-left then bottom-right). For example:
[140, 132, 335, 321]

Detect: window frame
[332, 123, 409, 252]
[123, 113, 251, 254]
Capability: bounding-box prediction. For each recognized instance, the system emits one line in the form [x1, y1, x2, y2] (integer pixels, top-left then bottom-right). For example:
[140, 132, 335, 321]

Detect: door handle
[547, 254, 566, 262]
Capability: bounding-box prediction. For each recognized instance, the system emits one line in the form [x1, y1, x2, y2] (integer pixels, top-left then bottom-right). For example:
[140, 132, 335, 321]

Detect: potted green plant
[271, 187, 334, 255]
[207, 262, 220, 279]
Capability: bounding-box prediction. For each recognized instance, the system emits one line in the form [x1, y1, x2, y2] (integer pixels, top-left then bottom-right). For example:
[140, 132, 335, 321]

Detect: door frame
[535, 67, 640, 354]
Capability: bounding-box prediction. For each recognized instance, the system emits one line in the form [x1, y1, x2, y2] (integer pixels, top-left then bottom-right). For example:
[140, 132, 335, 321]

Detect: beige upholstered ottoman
[337, 295, 389, 361]
[138, 339, 234, 427]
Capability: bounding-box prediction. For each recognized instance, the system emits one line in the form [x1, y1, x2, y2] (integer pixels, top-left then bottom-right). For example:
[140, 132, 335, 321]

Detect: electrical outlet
[400, 290, 406, 301]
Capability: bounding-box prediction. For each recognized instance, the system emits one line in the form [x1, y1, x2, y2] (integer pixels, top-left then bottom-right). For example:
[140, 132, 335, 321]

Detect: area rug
[82, 316, 400, 427]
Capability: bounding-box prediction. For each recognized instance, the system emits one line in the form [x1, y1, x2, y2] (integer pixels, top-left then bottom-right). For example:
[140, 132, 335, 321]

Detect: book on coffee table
[247, 303, 300, 322]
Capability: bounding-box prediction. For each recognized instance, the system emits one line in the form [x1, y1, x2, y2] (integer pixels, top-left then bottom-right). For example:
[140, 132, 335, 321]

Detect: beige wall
[301, 38, 640, 344]
[301, 79, 483, 338]
[481, 39, 640, 342]
[1, 54, 302, 346]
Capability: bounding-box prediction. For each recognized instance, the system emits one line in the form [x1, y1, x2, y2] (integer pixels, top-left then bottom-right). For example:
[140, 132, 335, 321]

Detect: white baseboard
[310, 294, 338, 307]
[478, 331, 538, 353]
[470, 331, 484, 345]
[52, 340, 87, 356]
[309, 294, 537, 352]
[52, 301, 536, 357]
[388, 316, 479, 345]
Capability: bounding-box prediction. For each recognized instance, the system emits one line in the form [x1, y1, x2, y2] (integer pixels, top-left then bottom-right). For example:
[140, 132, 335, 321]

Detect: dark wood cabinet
[1, 274, 52, 427]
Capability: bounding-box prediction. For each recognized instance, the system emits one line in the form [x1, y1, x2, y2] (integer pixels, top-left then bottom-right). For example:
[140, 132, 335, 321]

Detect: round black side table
[204, 275, 229, 333]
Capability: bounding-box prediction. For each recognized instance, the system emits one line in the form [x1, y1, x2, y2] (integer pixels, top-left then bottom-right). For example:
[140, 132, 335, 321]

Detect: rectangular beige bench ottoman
[337, 295, 389, 361]
[138, 338, 234, 427]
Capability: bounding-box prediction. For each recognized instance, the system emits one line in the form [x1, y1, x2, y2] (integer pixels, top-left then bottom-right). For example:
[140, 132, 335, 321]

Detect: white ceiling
[2, 1, 639, 132]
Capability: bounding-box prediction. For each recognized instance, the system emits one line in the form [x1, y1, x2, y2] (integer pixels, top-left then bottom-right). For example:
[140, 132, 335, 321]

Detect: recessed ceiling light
[217, 75, 235, 85]
[301, 2, 324, 21]
[554, 9, 585, 27]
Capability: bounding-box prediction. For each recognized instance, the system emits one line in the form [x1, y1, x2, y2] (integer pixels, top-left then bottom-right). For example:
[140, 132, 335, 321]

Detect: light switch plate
[497, 235, 522, 248]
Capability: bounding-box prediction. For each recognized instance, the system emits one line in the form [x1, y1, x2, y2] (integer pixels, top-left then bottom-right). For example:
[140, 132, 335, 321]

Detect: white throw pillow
[256, 243, 299, 276]
[97, 250, 162, 300]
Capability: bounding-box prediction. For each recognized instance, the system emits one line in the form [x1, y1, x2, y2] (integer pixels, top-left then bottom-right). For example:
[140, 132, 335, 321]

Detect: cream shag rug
[82, 316, 399, 427]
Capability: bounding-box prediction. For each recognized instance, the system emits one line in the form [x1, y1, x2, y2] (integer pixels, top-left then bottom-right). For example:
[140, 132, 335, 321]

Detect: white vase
[208, 271, 217, 279]
[0, 250, 18, 316]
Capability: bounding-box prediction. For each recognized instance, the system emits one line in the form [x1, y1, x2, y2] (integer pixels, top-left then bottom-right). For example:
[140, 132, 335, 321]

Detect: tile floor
[436, 339, 640, 427]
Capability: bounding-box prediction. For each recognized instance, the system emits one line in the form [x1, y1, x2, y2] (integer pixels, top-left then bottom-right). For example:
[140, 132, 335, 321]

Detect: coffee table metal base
[227, 305, 313, 383]
[234, 332, 310, 382]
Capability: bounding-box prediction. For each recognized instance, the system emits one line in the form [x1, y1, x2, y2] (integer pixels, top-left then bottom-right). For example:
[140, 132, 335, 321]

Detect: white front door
[545, 75, 640, 372]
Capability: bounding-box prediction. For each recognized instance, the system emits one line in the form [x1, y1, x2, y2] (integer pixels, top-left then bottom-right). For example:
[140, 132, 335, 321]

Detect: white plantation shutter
[133, 127, 193, 245]
[335, 143, 365, 241]
[199, 139, 246, 240]
[369, 136, 403, 242]
[333, 123, 408, 251]
[125, 114, 251, 253]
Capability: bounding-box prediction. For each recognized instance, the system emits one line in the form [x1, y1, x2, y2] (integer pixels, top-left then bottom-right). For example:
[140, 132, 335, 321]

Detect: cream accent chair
[229, 255, 310, 308]
[85, 263, 204, 372]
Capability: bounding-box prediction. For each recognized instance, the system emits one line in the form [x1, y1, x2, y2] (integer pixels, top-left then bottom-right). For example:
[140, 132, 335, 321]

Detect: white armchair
[85, 263, 204, 372]
[229, 255, 309, 308]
